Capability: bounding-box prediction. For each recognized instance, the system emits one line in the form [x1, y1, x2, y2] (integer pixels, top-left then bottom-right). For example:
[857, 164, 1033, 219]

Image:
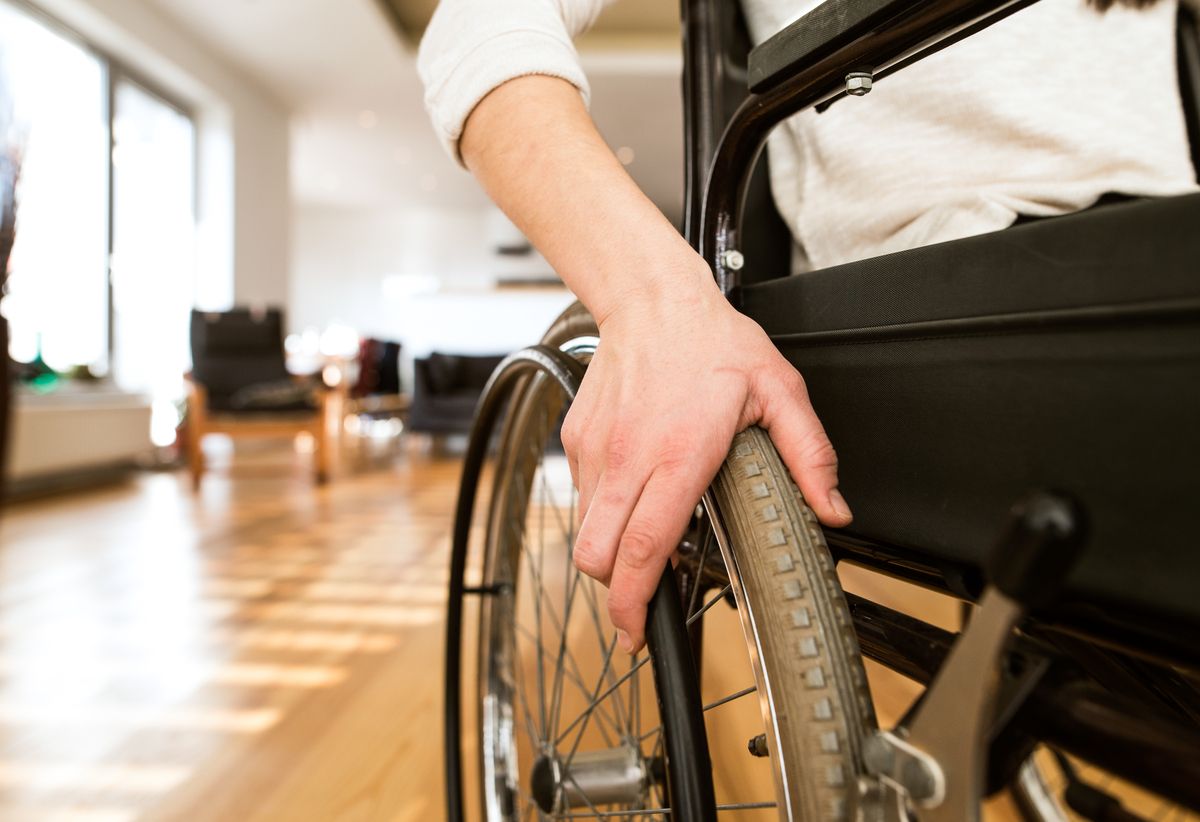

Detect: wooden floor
[0, 439, 1185, 821]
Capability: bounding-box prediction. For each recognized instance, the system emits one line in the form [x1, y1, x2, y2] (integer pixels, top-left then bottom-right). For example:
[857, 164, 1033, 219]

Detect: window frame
[2, 0, 198, 370]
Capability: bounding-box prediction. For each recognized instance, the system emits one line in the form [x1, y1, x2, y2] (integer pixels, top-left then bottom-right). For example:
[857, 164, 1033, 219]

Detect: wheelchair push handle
[985, 491, 1087, 610]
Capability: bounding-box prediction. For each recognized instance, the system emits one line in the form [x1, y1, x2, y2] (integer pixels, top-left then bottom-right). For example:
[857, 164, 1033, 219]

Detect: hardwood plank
[0, 446, 1188, 821]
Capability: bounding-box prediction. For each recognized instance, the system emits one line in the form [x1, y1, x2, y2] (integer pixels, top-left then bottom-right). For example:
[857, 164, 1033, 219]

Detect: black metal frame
[679, 0, 1200, 812]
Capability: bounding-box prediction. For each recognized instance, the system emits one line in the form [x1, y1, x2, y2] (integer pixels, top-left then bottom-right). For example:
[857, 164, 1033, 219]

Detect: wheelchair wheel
[450, 302, 876, 820]
[468, 305, 715, 819]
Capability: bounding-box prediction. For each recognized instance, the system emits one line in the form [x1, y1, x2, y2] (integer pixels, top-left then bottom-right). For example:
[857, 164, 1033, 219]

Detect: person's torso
[740, 0, 1197, 269]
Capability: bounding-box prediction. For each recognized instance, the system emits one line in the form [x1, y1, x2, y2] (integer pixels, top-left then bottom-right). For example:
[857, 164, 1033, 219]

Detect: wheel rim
[478, 358, 681, 820]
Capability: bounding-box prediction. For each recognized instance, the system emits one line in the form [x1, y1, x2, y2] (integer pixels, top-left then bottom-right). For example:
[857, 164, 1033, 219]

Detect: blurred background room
[0, 1, 685, 819]
[1, 1, 1165, 820]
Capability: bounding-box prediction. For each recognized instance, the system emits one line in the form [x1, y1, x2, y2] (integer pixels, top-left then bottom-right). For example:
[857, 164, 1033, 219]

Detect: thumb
[757, 368, 852, 528]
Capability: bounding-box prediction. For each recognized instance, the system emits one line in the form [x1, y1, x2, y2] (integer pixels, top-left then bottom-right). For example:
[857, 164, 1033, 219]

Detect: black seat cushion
[739, 193, 1200, 647]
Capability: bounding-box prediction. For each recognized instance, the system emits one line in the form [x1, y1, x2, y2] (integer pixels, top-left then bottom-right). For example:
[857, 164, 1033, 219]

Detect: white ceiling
[142, 0, 685, 222]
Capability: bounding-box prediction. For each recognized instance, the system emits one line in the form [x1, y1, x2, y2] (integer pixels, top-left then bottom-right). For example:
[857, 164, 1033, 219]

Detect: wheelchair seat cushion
[739, 193, 1200, 655]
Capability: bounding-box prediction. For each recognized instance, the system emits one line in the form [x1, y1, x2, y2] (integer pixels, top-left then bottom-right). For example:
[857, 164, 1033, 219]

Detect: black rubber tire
[710, 426, 877, 821]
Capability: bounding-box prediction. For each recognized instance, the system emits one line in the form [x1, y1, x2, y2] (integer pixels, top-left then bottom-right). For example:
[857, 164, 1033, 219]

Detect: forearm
[460, 75, 721, 327]
[460, 75, 849, 652]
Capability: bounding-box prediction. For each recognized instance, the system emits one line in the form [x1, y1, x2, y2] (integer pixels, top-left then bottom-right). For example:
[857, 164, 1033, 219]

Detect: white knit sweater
[418, 0, 1197, 269]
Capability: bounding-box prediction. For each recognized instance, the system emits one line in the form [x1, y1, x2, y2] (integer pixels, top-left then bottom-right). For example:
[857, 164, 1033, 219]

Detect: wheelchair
[444, 0, 1200, 819]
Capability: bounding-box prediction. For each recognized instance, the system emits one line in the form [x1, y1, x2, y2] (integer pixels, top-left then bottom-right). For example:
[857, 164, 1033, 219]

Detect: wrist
[591, 253, 725, 333]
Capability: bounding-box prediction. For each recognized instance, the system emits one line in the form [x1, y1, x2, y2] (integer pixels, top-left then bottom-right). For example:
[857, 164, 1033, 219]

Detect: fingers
[607, 467, 707, 653]
[572, 468, 643, 587]
[758, 367, 853, 528]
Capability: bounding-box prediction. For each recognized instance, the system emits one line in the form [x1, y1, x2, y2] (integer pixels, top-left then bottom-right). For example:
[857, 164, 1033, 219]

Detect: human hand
[563, 264, 853, 654]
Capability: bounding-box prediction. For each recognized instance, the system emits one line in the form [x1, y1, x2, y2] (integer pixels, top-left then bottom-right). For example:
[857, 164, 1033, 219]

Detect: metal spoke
[513, 646, 545, 746]
[561, 634, 622, 773]
[556, 809, 669, 819]
[639, 683, 757, 742]
[685, 524, 715, 619]
[558, 767, 606, 820]
[557, 584, 731, 749]
[556, 802, 776, 819]
[577, 576, 632, 733]
[522, 491, 603, 738]
[521, 520, 622, 734]
[547, 564, 582, 739]
[515, 622, 622, 744]
[687, 584, 731, 627]
[546, 453, 584, 739]
[527, 504, 550, 738]
[702, 683, 757, 713]
[538, 470, 576, 553]
[556, 654, 651, 746]
[631, 650, 641, 745]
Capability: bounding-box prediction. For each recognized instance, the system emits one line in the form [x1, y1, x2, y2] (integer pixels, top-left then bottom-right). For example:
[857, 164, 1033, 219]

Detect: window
[111, 79, 196, 432]
[1, 0, 198, 446]
[0, 1, 109, 373]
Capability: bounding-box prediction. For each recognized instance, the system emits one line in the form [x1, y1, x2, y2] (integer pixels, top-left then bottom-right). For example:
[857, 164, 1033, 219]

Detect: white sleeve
[417, 0, 614, 163]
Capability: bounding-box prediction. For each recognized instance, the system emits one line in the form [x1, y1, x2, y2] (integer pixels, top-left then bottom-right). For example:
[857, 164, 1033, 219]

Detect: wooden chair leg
[314, 395, 332, 485]
[186, 380, 206, 491]
[189, 439, 204, 491]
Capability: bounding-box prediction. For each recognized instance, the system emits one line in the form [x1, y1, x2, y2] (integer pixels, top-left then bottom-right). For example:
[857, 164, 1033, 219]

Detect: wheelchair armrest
[747, 0, 1037, 95]
[748, 0, 925, 92]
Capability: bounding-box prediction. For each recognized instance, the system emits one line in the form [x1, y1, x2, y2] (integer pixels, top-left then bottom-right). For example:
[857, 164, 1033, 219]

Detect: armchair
[407, 352, 506, 442]
[185, 308, 335, 489]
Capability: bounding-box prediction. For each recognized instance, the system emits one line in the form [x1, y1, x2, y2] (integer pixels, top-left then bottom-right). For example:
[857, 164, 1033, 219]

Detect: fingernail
[617, 630, 634, 654]
[829, 488, 853, 522]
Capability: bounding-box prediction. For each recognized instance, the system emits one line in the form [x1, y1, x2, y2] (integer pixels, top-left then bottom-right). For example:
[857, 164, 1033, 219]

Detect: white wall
[292, 205, 490, 338]
[32, 0, 291, 308]
[292, 204, 576, 373]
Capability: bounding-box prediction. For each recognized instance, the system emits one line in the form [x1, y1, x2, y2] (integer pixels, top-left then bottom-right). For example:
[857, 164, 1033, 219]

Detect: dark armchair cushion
[227, 379, 318, 413]
[424, 352, 462, 394]
[457, 354, 505, 389]
[190, 308, 307, 412]
[409, 352, 508, 435]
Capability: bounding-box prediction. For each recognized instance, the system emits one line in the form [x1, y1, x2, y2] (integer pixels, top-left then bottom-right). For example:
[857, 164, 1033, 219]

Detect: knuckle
[649, 438, 687, 472]
[560, 417, 582, 454]
[804, 436, 839, 471]
[604, 430, 635, 472]
[619, 528, 663, 570]
[596, 485, 632, 511]
[782, 366, 809, 396]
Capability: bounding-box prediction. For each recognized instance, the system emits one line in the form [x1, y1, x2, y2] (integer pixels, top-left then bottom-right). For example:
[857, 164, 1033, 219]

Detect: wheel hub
[529, 746, 649, 812]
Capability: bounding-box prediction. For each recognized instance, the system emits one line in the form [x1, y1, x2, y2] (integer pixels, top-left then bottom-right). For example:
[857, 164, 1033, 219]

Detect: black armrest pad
[748, 0, 920, 92]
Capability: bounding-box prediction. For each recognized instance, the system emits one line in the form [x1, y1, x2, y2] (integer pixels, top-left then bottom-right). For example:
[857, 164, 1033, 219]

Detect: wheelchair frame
[680, 0, 1200, 812]
[444, 0, 1200, 818]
